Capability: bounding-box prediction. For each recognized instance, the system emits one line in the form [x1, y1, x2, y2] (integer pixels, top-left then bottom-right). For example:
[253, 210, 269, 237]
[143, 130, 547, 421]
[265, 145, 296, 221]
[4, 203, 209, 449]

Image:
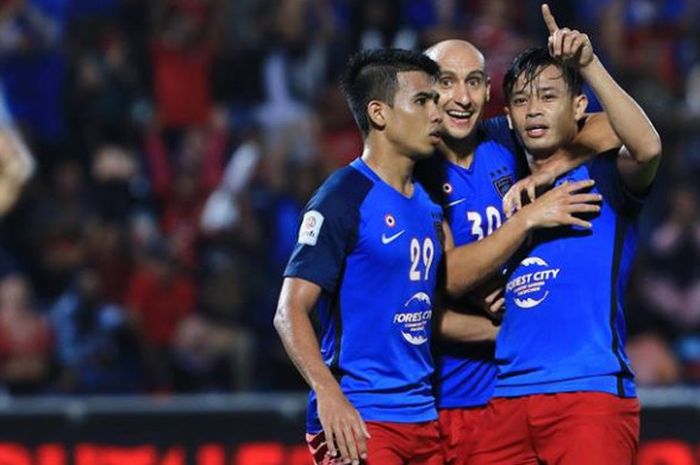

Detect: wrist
[509, 208, 535, 233]
[579, 54, 602, 77]
[313, 378, 342, 398]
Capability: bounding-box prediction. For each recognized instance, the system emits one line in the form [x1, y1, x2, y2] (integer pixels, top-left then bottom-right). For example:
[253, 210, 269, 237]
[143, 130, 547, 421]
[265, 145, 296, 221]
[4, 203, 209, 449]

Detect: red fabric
[144, 129, 172, 198]
[145, 128, 226, 200]
[306, 421, 442, 465]
[126, 269, 196, 347]
[201, 129, 227, 191]
[468, 393, 640, 465]
[437, 407, 487, 465]
[160, 196, 204, 269]
[0, 315, 51, 358]
[152, 41, 213, 128]
[319, 128, 363, 171]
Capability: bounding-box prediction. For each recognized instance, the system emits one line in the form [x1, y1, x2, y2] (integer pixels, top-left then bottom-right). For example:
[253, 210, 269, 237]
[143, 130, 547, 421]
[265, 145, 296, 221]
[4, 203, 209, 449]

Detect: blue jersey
[418, 117, 520, 409]
[284, 158, 445, 432]
[495, 150, 641, 398]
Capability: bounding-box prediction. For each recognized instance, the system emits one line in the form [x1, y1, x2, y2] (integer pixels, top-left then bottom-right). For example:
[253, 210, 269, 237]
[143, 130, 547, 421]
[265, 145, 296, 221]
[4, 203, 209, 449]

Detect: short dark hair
[502, 48, 583, 104]
[340, 48, 440, 136]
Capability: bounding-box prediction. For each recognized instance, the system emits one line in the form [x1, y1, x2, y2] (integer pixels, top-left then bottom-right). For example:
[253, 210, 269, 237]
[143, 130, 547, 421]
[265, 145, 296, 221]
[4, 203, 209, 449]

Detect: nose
[526, 97, 542, 117]
[454, 83, 472, 107]
[430, 102, 442, 124]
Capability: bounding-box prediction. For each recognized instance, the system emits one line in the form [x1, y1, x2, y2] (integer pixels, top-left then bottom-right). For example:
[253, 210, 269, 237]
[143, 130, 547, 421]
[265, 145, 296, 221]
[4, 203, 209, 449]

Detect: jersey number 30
[409, 238, 434, 281]
[467, 206, 502, 240]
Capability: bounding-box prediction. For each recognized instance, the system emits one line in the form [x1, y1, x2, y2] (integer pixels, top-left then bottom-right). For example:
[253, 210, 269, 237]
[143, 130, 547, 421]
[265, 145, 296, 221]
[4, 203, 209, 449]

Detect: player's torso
[316, 158, 444, 424]
[496, 158, 638, 398]
[430, 142, 517, 408]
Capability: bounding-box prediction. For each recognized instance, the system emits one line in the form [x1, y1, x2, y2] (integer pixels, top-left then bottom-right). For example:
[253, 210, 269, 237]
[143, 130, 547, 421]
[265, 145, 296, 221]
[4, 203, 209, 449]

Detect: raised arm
[274, 277, 370, 464]
[543, 3, 662, 193]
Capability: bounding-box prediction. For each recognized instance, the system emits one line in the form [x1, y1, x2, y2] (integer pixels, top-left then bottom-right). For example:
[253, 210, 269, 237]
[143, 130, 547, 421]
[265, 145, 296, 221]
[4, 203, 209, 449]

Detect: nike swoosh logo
[381, 230, 405, 244]
[446, 198, 466, 208]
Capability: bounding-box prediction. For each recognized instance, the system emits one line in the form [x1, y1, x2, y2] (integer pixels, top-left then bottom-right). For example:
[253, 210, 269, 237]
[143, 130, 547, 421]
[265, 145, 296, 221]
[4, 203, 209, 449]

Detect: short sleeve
[588, 149, 647, 216]
[283, 167, 369, 292]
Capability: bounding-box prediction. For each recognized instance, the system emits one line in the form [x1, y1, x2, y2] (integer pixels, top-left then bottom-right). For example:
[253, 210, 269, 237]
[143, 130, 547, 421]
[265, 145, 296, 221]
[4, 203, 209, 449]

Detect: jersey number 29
[410, 238, 434, 281]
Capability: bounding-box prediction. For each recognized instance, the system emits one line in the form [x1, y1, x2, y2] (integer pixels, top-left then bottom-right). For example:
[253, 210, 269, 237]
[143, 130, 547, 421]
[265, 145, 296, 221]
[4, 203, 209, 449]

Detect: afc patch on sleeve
[298, 210, 324, 246]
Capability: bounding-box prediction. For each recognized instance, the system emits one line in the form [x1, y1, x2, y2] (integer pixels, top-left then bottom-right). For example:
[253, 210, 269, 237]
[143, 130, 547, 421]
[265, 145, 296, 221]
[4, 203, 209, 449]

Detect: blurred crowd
[0, 0, 697, 396]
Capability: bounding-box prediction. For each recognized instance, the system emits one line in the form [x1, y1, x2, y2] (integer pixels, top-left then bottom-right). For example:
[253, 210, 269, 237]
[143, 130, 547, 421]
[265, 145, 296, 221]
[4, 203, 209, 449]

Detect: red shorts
[437, 407, 487, 465]
[468, 392, 640, 465]
[306, 420, 443, 465]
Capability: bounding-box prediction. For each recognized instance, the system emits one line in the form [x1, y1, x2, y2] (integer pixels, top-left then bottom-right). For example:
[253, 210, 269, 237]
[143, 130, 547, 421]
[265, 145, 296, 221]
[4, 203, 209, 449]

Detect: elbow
[648, 137, 663, 162]
[637, 132, 663, 164]
[273, 306, 287, 337]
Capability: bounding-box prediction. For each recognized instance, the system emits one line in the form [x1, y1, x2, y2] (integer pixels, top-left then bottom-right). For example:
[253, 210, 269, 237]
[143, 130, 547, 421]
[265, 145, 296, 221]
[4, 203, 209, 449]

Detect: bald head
[424, 40, 486, 70]
[424, 40, 491, 146]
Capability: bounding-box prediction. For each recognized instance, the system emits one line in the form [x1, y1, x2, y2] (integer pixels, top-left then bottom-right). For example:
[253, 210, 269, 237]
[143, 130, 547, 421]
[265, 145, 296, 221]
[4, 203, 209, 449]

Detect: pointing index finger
[542, 3, 559, 34]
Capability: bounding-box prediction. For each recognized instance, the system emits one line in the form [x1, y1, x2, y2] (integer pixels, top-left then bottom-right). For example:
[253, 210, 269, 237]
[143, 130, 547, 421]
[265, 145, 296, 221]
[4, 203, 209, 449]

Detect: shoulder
[308, 164, 374, 213]
[587, 149, 646, 215]
[477, 116, 511, 139]
[477, 117, 525, 171]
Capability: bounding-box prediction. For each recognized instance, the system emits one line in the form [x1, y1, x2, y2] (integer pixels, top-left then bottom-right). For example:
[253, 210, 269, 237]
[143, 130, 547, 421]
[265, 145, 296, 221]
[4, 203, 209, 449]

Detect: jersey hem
[494, 375, 636, 398]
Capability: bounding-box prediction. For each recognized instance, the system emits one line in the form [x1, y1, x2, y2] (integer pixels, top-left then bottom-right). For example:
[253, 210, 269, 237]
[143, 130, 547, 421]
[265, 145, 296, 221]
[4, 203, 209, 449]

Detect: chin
[412, 147, 436, 160]
[445, 124, 475, 141]
[524, 144, 557, 158]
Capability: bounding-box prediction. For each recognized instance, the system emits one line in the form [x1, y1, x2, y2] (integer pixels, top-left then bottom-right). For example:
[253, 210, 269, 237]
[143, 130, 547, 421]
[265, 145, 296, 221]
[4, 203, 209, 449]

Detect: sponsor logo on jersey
[394, 292, 432, 345]
[506, 256, 560, 309]
[298, 210, 324, 246]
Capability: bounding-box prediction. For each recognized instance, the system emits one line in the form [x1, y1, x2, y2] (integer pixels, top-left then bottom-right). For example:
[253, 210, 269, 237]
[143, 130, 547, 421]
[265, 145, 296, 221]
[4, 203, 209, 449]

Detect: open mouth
[525, 124, 548, 138]
[429, 130, 442, 143]
[445, 109, 474, 123]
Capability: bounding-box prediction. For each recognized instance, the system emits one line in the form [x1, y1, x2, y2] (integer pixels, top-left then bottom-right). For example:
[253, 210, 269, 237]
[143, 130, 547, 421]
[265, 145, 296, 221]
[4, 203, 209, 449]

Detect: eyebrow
[414, 90, 439, 100]
[467, 70, 486, 79]
[512, 84, 560, 95]
[439, 70, 487, 79]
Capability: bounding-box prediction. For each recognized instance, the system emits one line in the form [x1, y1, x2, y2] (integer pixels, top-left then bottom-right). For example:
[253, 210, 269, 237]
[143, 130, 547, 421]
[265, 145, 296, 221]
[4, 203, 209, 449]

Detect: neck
[439, 133, 478, 168]
[526, 147, 573, 174]
[361, 135, 415, 196]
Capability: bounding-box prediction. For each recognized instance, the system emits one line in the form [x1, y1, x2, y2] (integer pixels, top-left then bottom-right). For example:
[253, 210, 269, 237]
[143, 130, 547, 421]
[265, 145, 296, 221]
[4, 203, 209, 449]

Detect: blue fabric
[495, 150, 640, 399]
[285, 158, 444, 431]
[421, 116, 519, 409]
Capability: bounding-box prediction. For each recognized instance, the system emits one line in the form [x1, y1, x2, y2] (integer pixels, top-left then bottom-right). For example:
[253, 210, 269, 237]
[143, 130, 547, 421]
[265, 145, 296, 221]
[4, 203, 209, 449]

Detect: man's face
[383, 71, 443, 159]
[433, 45, 490, 141]
[505, 64, 587, 157]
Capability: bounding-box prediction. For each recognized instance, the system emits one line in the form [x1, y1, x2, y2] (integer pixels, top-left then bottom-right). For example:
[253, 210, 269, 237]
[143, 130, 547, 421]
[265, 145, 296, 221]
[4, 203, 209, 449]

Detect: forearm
[438, 311, 498, 342]
[445, 214, 529, 297]
[580, 56, 661, 162]
[273, 307, 342, 395]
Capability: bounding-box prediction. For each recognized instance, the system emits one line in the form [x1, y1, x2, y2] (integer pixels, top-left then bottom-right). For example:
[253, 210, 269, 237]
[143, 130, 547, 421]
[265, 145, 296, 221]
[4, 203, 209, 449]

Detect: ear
[367, 100, 387, 130]
[504, 107, 513, 130]
[485, 77, 492, 103]
[573, 93, 588, 122]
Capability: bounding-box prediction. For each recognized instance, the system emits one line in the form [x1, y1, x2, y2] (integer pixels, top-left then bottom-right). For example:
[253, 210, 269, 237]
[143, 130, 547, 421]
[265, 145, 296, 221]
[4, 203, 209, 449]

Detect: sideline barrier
[0, 389, 696, 464]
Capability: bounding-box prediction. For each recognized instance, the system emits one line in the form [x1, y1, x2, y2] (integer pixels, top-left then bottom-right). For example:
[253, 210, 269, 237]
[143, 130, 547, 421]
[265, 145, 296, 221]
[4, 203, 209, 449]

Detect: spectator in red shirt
[126, 241, 196, 349]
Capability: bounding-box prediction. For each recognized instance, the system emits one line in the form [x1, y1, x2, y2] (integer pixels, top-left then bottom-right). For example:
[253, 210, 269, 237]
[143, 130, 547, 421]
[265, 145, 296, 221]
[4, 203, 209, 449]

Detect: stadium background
[0, 0, 698, 464]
